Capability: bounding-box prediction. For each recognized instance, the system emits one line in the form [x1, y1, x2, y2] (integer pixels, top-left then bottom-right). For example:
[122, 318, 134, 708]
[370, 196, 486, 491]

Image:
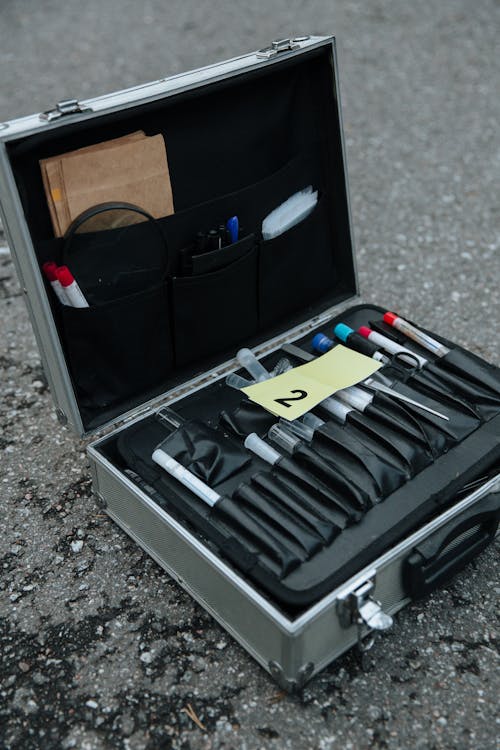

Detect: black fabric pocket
[422, 363, 500, 421]
[219, 398, 277, 438]
[232, 484, 322, 559]
[62, 281, 173, 410]
[344, 411, 433, 477]
[190, 233, 255, 276]
[156, 420, 250, 487]
[63, 219, 170, 304]
[313, 421, 408, 499]
[258, 197, 335, 327]
[172, 244, 258, 367]
[383, 377, 481, 443]
[436, 348, 500, 398]
[160, 150, 321, 262]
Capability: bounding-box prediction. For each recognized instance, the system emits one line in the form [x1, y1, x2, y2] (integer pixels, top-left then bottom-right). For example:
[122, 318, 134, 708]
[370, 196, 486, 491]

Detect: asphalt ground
[0, 1, 499, 748]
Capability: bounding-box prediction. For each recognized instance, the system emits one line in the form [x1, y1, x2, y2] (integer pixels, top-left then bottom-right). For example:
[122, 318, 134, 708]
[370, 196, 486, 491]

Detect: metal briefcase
[1, 35, 499, 690]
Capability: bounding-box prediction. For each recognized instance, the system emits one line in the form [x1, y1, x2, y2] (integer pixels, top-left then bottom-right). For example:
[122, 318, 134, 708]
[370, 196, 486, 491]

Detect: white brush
[262, 186, 318, 240]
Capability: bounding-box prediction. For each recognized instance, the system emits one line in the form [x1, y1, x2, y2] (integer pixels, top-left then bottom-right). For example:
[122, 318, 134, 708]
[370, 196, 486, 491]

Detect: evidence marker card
[241, 345, 382, 420]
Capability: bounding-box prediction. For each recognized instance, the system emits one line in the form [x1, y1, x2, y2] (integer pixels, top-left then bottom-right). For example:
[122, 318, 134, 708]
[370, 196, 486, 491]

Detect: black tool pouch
[60, 205, 174, 412]
[434, 347, 500, 398]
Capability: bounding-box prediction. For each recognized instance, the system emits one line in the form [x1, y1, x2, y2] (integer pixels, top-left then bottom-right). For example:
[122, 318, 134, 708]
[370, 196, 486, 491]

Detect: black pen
[317, 326, 389, 364]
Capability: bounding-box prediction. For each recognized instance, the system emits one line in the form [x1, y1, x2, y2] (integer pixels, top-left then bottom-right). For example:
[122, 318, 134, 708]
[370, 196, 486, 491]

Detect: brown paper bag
[40, 132, 174, 236]
[40, 132, 147, 236]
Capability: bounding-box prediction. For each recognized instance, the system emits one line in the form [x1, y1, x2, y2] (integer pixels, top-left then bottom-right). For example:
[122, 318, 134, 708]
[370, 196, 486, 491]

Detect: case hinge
[257, 38, 305, 59]
[40, 99, 93, 122]
[337, 576, 393, 653]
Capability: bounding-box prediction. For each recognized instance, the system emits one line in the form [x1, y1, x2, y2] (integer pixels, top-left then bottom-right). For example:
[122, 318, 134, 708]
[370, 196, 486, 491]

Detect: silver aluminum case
[87, 301, 500, 690]
[0, 35, 354, 437]
[1, 37, 498, 689]
[88, 408, 500, 690]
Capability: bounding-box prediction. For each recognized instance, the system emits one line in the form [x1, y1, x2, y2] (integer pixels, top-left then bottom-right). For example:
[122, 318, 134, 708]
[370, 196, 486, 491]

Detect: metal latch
[337, 577, 393, 652]
[257, 38, 305, 59]
[40, 99, 92, 122]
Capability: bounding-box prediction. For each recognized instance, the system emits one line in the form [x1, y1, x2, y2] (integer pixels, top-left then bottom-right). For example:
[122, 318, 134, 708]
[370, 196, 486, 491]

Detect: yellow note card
[241, 345, 382, 420]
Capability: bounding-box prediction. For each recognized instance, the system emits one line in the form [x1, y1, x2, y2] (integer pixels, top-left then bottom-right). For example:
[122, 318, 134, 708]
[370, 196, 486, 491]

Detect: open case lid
[0, 35, 357, 437]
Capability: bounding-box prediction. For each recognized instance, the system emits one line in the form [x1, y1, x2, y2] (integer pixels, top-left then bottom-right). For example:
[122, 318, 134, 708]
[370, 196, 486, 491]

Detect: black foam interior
[96, 303, 500, 616]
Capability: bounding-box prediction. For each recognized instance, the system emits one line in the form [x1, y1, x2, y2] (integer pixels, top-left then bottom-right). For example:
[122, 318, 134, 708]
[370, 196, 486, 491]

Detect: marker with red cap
[383, 312, 450, 358]
[358, 326, 427, 368]
[56, 266, 89, 308]
[42, 262, 70, 305]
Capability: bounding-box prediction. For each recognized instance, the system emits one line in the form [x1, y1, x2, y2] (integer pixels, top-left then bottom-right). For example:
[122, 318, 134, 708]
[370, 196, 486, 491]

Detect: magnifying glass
[63, 202, 170, 303]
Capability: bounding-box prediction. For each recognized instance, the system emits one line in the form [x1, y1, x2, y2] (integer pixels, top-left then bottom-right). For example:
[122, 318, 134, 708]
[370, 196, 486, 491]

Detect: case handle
[403, 491, 500, 599]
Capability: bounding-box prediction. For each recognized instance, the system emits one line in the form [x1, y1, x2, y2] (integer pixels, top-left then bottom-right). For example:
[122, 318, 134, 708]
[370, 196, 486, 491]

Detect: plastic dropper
[236, 348, 270, 382]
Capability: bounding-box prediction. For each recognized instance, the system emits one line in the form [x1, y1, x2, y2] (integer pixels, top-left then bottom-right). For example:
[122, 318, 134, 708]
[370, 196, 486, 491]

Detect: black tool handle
[426, 361, 500, 409]
[365, 401, 432, 452]
[251, 472, 339, 543]
[346, 411, 434, 477]
[317, 422, 406, 498]
[345, 331, 381, 358]
[234, 484, 323, 557]
[294, 444, 369, 511]
[276, 456, 362, 524]
[216, 497, 300, 576]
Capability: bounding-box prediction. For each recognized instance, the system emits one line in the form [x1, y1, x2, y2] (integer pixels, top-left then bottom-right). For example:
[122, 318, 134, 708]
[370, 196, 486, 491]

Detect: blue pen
[226, 215, 239, 244]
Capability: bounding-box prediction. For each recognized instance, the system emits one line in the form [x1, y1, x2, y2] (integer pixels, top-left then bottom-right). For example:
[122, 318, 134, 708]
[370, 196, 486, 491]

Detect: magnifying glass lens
[63, 204, 168, 303]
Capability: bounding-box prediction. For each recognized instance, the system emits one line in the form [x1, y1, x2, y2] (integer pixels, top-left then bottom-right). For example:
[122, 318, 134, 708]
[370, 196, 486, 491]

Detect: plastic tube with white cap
[152, 449, 220, 507]
[236, 348, 270, 382]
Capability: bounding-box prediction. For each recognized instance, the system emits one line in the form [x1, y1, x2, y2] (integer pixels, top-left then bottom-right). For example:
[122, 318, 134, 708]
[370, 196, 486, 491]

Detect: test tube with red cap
[42, 261, 70, 305]
[383, 312, 450, 357]
[56, 266, 89, 308]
